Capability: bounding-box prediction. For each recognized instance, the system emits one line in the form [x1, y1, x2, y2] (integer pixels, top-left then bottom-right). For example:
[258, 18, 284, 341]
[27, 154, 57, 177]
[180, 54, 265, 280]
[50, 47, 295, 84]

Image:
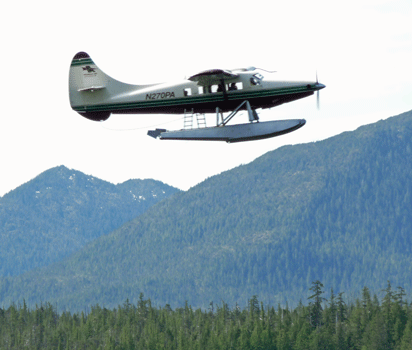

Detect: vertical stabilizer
[69, 52, 111, 121]
[70, 52, 108, 92]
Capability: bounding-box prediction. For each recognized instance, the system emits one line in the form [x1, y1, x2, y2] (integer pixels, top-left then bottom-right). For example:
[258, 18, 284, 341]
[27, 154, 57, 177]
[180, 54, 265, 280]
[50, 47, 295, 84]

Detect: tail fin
[69, 52, 111, 121]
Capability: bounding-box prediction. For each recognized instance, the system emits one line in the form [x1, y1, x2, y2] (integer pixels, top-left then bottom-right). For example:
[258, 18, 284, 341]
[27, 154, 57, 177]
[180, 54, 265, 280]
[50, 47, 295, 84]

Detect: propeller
[316, 71, 320, 110]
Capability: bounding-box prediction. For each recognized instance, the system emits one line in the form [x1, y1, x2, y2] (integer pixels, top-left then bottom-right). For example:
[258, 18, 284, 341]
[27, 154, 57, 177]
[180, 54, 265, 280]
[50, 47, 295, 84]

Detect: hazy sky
[1, 0, 411, 196]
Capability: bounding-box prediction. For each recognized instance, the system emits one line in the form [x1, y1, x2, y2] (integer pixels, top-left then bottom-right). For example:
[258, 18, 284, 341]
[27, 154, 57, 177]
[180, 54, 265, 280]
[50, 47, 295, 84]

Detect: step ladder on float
[183, 109, 206, 129]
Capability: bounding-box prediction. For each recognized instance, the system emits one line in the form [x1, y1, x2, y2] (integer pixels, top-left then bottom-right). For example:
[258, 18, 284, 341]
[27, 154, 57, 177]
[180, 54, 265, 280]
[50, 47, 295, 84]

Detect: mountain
[0, 166, 180, 277]
[1, 110, 412, 311]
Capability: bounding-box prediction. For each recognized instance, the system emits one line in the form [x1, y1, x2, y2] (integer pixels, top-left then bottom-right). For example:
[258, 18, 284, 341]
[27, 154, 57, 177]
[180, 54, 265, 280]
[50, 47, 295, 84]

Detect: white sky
[1, 0, 411, 196]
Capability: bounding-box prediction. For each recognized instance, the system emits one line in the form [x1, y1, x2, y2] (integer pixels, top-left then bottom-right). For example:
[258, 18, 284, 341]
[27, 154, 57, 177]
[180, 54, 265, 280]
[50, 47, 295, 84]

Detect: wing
[188, 69, 239, 85]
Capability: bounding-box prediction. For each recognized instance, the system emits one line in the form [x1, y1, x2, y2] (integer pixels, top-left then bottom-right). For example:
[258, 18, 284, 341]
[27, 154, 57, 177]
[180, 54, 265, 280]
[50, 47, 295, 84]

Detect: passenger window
[184, 88, 192, 96]
[198, 86, 204, 94]
[206, 83, 241, 93]
[228, 82, 243, 91]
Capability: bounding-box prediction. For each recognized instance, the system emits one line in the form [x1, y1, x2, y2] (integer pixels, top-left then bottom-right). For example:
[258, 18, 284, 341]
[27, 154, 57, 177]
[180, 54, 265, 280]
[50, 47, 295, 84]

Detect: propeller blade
[316, 71, 320, 110]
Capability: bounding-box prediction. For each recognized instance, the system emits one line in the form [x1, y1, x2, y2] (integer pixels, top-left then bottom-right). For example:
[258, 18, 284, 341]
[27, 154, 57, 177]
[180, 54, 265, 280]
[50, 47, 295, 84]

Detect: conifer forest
[1, 281, 412, 349]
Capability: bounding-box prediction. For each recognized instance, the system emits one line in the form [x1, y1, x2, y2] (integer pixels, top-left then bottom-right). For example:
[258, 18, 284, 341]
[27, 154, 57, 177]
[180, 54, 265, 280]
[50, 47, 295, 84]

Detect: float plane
[69, 52, 325, 143]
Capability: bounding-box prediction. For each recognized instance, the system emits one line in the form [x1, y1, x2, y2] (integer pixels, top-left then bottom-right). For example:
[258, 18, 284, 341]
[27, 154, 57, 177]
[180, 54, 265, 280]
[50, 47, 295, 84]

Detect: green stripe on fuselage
[72, 85, 314, 113]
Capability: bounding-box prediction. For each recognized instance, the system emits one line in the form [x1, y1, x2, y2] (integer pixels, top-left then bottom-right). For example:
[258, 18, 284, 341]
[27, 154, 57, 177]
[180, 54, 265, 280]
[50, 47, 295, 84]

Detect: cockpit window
[250, 73, 264, 86]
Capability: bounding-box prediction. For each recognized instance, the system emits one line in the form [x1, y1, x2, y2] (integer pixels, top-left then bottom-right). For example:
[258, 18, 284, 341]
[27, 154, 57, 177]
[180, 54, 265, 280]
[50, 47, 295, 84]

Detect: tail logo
[82, 66, 96, 73]
[82, 66, 97, 76]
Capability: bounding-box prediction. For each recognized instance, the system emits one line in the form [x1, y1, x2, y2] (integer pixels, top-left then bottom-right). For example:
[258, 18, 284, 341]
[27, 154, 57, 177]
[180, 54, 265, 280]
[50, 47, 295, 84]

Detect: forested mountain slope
[1, 110, 412, 311]
[0, 166, 180, 276]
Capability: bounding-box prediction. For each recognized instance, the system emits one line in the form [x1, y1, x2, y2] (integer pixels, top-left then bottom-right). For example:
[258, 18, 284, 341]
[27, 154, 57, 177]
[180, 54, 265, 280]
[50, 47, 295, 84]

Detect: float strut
[246, 101, 259, 122]
[218, 100, 259, 126]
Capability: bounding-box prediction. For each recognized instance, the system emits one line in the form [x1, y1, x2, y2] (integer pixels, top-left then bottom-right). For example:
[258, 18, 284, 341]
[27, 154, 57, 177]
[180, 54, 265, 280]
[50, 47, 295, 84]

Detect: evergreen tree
[381, 280, 395, 347]
[400, 317, 412, 350]
[362, 311, 389, 350]
[336, 292, 347, 323]
[308, 280, 326, 328]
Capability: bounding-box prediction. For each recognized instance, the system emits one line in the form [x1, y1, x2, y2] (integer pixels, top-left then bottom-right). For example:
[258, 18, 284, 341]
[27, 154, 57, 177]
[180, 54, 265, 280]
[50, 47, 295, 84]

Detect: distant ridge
[0, 165, 180, 277]
[1, 110, 412, 311]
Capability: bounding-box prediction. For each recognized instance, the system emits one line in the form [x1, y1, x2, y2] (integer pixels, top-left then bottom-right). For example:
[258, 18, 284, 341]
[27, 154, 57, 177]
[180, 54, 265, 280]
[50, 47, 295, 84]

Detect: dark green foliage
[2, 110, 412, 311]
[1, 283, 412, 350]
[0, 166, 180, 277]
[308, 280, 326, 328]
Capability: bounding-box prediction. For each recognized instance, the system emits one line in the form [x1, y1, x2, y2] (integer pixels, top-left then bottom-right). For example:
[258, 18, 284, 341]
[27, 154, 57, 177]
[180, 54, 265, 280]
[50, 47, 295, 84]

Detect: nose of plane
[315, 82, 326, 90]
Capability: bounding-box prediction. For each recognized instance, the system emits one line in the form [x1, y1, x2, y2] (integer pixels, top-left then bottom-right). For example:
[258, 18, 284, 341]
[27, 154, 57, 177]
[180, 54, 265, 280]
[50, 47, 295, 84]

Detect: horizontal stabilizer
[78, 85, 106, 92]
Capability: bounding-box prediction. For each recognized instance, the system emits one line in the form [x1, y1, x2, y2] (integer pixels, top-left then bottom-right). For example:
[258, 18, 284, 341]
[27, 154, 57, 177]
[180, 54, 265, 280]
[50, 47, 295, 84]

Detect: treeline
[1, 281, 412, 349]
